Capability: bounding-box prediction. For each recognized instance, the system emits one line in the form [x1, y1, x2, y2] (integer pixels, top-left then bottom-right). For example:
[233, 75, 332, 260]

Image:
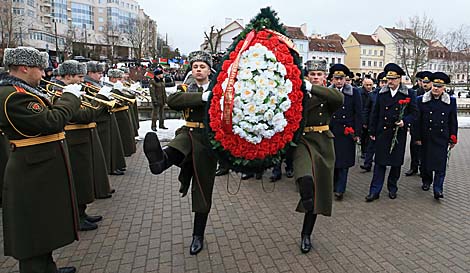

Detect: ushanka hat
[305, 60, 327, 72]
[188, 50, 213, 68]
[58, 60, 87, 76]
[119, 67, 130, 73]
[3, 47, 49, 69]
[86, 61, 105, 73]
[108, 69, 124, 78]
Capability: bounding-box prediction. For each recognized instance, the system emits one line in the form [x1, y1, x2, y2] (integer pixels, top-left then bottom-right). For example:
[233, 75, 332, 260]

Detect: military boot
[144, 132, 183, 174]
[190, 212, 208, 255]
[300, 212, 317, 253]
[297, 176, 315, 211]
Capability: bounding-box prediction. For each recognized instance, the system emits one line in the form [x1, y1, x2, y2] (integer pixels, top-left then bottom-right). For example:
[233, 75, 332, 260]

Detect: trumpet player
[0, 47, 81, 273]
[119, 66, 140, 136]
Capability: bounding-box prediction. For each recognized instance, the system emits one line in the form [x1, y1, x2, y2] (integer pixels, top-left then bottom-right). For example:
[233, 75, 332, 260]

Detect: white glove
[304, 80, 312, 92]
[62, 84, 84, 98]
[113, 81, 124, 91]
[201, 90, 212, 102]
[98, 85, 113, 99]
[130, 82, 141, 90]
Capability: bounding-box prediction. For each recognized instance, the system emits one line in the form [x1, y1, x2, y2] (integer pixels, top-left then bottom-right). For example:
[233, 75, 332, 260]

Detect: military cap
[45, 67, 53, 72]
[430, 72, 450, 87]
[108, 68, 124, 79]
[188, 50, 213, 68]
[119, 67, 130, 73]
[328, 64, 351, 79]
[415, 71, 423, 80]
[420, 71, 433, 83]
[58, 60, 87, 76]
[3, 47, 49, 69]
[384, 63, 405, 79]
[377, 71, 387, 82]
[86, 61, 105, 73]
[305, 60, 327, 72]
[153, 69, 164, 76]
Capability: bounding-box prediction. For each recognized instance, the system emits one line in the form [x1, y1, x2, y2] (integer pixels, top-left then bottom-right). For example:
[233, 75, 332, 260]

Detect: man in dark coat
[295, 60, 344, 253]
[148, 69, 167, 131]
[405, 71, 432, 176]
[360, 72, 387, 172]
[143, 51, 217, 255]
[0, 47, 80, 273]
[366, 63, 417, 201]
[359, 78, 374, 158]
[329, 64, 362, 200]
[414, 72, 458, 199]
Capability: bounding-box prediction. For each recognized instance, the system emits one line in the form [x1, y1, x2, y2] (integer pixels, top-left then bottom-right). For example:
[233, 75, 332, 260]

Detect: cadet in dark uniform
[148, 68, 167, 131]
[405, 71, 432, 176]
[415, 72, 458, 199]
[0, 47, 80, 273]
[328, 64, 362, 200]
[366, 63, 417, 201]
[296, 60, 344, 253]
[144, 51, 217, 255]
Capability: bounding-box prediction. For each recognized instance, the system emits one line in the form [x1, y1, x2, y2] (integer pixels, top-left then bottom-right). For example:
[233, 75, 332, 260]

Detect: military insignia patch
[27, 102, 44, 113]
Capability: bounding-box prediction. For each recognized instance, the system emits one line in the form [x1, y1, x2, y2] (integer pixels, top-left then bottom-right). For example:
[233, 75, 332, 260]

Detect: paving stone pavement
[1, 130, 470, 273]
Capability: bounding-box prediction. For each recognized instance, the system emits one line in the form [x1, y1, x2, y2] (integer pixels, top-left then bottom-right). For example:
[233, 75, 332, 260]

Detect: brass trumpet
[86, 82, 137, 104]
[40, 79, 116, 108]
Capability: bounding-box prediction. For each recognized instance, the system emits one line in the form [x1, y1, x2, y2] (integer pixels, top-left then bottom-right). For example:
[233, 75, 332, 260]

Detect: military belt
[185, 121, 205, 128]
[9, 132, 65, 148]
[111, 106, 129, 112]
[304, 125, 329, 133]
[64, 122, 97, 131]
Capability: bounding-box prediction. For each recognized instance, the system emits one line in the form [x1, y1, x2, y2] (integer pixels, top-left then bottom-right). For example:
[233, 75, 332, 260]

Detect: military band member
[366, 63, 417, 202]
[0, 47, 81, 273]
[143, 51, 217, 255]
[329, 64, 362, 200]
[119, 66, 140, 136]
[295, 60, 344, 253]
[148, 68, 167, 131]
[414, 72, 458, 199]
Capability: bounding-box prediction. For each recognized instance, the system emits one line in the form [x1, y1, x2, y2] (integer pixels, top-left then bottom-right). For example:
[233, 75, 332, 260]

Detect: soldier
[148, 68, 167, 131]
[0, 47, 81, 273]
[359, 78, 374, 158]
[119, 66, 140, 137]
[366, 63, 417, 202]
[414, 72, 458, 199]
[296, 60, 344, 253]
[143, 51, 217, 255]
[360, 71, 387, 172]
[329, 64, 362, 200]
[405, 71, 432, 176]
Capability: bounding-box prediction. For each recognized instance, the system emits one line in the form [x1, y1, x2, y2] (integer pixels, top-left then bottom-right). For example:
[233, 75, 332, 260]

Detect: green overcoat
[0, 130, 10, 205]
[112, 89, 136, 156]
[294, 85, 344, 216]
[0, 78, 80, 259]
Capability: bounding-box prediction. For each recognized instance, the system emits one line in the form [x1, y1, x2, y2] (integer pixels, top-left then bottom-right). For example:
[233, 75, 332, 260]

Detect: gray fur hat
[108, 69, 124, 78]
[305, 60, 327, 72]
[119, 67, 130, 73]
[188, 51, 212, 68]
[3, 47, 49, 69]
[58, 60, 87, 76]
[86, 61, 105, 73]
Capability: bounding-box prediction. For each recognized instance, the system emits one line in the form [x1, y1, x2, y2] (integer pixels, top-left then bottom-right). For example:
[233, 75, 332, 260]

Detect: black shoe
[360, 165, 371, 172]
[159, 126, 168, 130]
[110, 169, 124, 175]
[241, 173, 254, 180]
[285, 169, 294, 178]
[110, 189, 116, 194]
[85, 215, 103, 223]
[405, 168, 417, 176]
[270, 174, 281, 182]
[421, 184, 430, 191]
[151, 127, 157, 131]
[215, 168, 229, 176]
[434, 192, 444, 200]
[179, 182, 190, 197]
[79, 219, 98, 231]
[365, 193, 380, 202]
[189, 235, 204, 255]
[144, 132, 166, 174]
[388, 192, 397, 199]
[300, 234, 312, 253]
[334, 192, 344, 201]
[96, 193, 112, 199]
[57, 267, 76, 273]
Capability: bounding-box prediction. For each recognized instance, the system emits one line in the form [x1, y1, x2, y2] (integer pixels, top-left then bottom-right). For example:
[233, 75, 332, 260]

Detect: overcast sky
[137, 0, 470, 55]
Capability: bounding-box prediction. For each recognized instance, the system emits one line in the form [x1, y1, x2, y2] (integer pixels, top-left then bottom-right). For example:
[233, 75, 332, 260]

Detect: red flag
[144, 71, 154, 78]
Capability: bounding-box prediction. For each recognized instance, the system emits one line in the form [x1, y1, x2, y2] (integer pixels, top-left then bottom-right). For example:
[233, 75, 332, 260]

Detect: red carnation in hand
[344, 126, 355, 136]
[450, 135, 458, 144]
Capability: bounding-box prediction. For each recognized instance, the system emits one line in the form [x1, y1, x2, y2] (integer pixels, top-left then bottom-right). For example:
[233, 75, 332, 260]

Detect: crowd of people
[0, 44, 459, 272]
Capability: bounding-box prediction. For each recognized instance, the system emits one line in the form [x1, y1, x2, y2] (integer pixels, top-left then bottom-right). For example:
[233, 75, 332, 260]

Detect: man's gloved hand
[98, 85, 113, 99]
[113, 81, 124, 91]
[201, 90, 212, 102]
[62, 84, 84, 98]
[130, 82, 141, 90]
[304, 80, 313, 92]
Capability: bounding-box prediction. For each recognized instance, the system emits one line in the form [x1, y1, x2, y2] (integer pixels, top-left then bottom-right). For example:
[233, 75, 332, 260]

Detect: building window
[13, 8, 25, 15]
[331, 58, 335, 64]
[338, 58, 341, 64]
[380, 50, 383, 56]
[98, 17, 104, 22]
[379, 61, 383, 67]
[362, 60, 366, 66]
[98, 26, 104, 31]
[363, 49, 366, 55]
[374, 50, 377, 56]
[373, 61, 377, 67]
[98, 8, 104, 13]
[368, 49, 372, 55]
[312, 56, 316, 59]
[27, 0, 35, 7]
[27, 9, 34, 17]
[368, 60, 371, 67]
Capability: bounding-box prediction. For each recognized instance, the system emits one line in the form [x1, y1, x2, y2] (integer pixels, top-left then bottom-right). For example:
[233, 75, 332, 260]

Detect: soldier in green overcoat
[295, 60, 344, 253]
[148, 69, 167, 131]
[0, 47, 80, 273]
[143, 51, 217, 256]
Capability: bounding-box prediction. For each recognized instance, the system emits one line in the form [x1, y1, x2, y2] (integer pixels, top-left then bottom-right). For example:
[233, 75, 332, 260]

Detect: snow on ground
[137, 119, 185, 142]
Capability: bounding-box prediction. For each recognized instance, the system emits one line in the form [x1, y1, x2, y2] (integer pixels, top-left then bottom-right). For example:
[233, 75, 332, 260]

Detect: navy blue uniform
[363, 87, 379, 169]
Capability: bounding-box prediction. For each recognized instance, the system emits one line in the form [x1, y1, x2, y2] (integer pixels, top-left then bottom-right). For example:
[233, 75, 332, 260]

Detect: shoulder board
[13, 85, 27, 93]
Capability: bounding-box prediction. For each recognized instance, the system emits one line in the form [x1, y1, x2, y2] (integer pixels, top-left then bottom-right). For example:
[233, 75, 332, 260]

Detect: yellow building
[344, 32, 385, 79]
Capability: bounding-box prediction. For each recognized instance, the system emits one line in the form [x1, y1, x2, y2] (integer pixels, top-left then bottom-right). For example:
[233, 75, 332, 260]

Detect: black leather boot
[190, 213, 208, 255]
[144, 132, 184, 175]
[300, 212, 317, 253]
[297, 176, 314, 211]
